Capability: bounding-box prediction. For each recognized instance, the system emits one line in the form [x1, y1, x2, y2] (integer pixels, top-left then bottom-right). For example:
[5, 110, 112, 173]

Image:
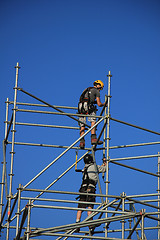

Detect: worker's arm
[98, 158, 107, 173]
[96, 97, 105, 107]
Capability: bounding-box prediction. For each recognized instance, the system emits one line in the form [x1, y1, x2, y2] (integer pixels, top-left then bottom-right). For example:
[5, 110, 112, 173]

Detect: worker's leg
[87, 206, 93, 219]
[80, 126, 85, 136]
[89, 113, 103, 145]
[91, 121, 96, 135]
[76, 210, 82, 222]
[79, 117, 86, 149]
[90, 122, 103, 145]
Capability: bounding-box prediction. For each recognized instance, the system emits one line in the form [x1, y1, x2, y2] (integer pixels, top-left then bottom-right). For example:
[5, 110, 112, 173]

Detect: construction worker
[76, 154, 106, 232]
[78, 80, 105, 149]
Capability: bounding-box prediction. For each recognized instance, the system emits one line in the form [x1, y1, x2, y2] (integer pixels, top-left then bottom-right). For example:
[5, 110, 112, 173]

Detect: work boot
[91, 134, 103, 145]
[79, 138, 85, 149]
[75, 220, 80, 232]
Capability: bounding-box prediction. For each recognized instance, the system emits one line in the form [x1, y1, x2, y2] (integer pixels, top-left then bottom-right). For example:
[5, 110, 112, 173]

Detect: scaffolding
[0, 62, 160, 239]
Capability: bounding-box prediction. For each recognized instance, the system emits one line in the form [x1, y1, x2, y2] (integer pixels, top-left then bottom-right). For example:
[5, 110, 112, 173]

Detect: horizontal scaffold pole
[110, 117, 160, 136]
[110, 153, 160, 162]
[7, 141, 92, 150]
[110, 160, 159, 177]
[17, 108, 103, 119]
[126, 197, 160, 210]
[21, 196, 101, 206]
[6, 121, 79, 130]
[33, 204, 129, 215]
[22, 188, 121, 199]
[7, 100, 78, 110]
[17, 88, 91, 128]
[31, 232, 123, 239]
[109, 141, 160, 149]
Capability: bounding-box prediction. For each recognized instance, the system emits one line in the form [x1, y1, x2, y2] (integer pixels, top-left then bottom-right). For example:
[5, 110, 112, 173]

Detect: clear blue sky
[0, 0, 160, 239]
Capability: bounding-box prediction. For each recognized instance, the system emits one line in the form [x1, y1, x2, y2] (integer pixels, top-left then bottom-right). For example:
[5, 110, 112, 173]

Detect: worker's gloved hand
[102, 157, 107, 166]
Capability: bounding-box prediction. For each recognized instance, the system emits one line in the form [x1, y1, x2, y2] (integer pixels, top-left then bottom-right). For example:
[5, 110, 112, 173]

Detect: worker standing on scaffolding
[78, 80, 105, 149]
[76, 154, 106, 232]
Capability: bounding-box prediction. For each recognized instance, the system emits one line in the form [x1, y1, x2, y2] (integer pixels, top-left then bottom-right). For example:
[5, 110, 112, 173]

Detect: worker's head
[83, 154, 93, 164]
[93, 80, 104, 90]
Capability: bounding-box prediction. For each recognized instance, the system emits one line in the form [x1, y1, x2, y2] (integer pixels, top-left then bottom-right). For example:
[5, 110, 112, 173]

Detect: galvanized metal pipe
[127, 192, 160, 198]
[121, 192, 126, 239]
[158, 153, 160, 239]
[107, 225, 160, 234]
[33, 204, 129, 215]
[110, 160, 159, 177]
[141, 209, 145, 239]
[126, 197, 160, 210]
[8, 101, 78, 110]
[26, 200, 31, 240]
[7, 62, 20, 240]
[7, 141, 92, 151]
[31, 232, 121, 239]
[103, 94, 107, 161]
[110, 153, 159, 162]
[110, 117, 160, 136]
[91, 148, 104, 203]
[0, 141, 6, 221]
[22, 188, 121, 199]
[110, 141, 160, 149]
[6, 121, 80, 130]
[17, 108, 103, 119]
[21, 196, 101, 206]
[16, 184, 22, 236]
[0, 97, 9, 219]
[105, 71, 112, 238]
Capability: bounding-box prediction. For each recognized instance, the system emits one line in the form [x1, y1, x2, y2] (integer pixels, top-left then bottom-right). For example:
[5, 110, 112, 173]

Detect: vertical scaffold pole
[141, 209, 145, 240]
[0, 98, 9, 220]
[26, 200, 31, 240]
[103, 94, 107, 157]
[16, 184, 22, 236]
[121, 192, 126, 239]
[105, 71, 112, 238]
[158, 153, 160, 239]
[7, 62, 20, 240]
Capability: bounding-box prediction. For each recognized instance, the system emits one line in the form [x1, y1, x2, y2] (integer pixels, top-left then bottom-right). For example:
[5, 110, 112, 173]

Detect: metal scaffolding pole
[158, 153, 160, 239]
[16, 184, 22, 236]
[105, 71, 112, 238]
[26, 200, 31, 240]
[141, 209, 145, 240]
[7, 62, 20, 240]
[110, 117, 160, 136]
[0, 98, 9, 221]
[91, 148, 104, 203]
[121, 192, 126, 239]
[7, 100, 78, 110]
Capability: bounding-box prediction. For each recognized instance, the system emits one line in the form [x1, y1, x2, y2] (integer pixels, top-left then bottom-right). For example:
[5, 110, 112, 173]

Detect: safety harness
[76, 163, 96, 200]
[81, 164, 96, 187]
[78, 87, 96, 114]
